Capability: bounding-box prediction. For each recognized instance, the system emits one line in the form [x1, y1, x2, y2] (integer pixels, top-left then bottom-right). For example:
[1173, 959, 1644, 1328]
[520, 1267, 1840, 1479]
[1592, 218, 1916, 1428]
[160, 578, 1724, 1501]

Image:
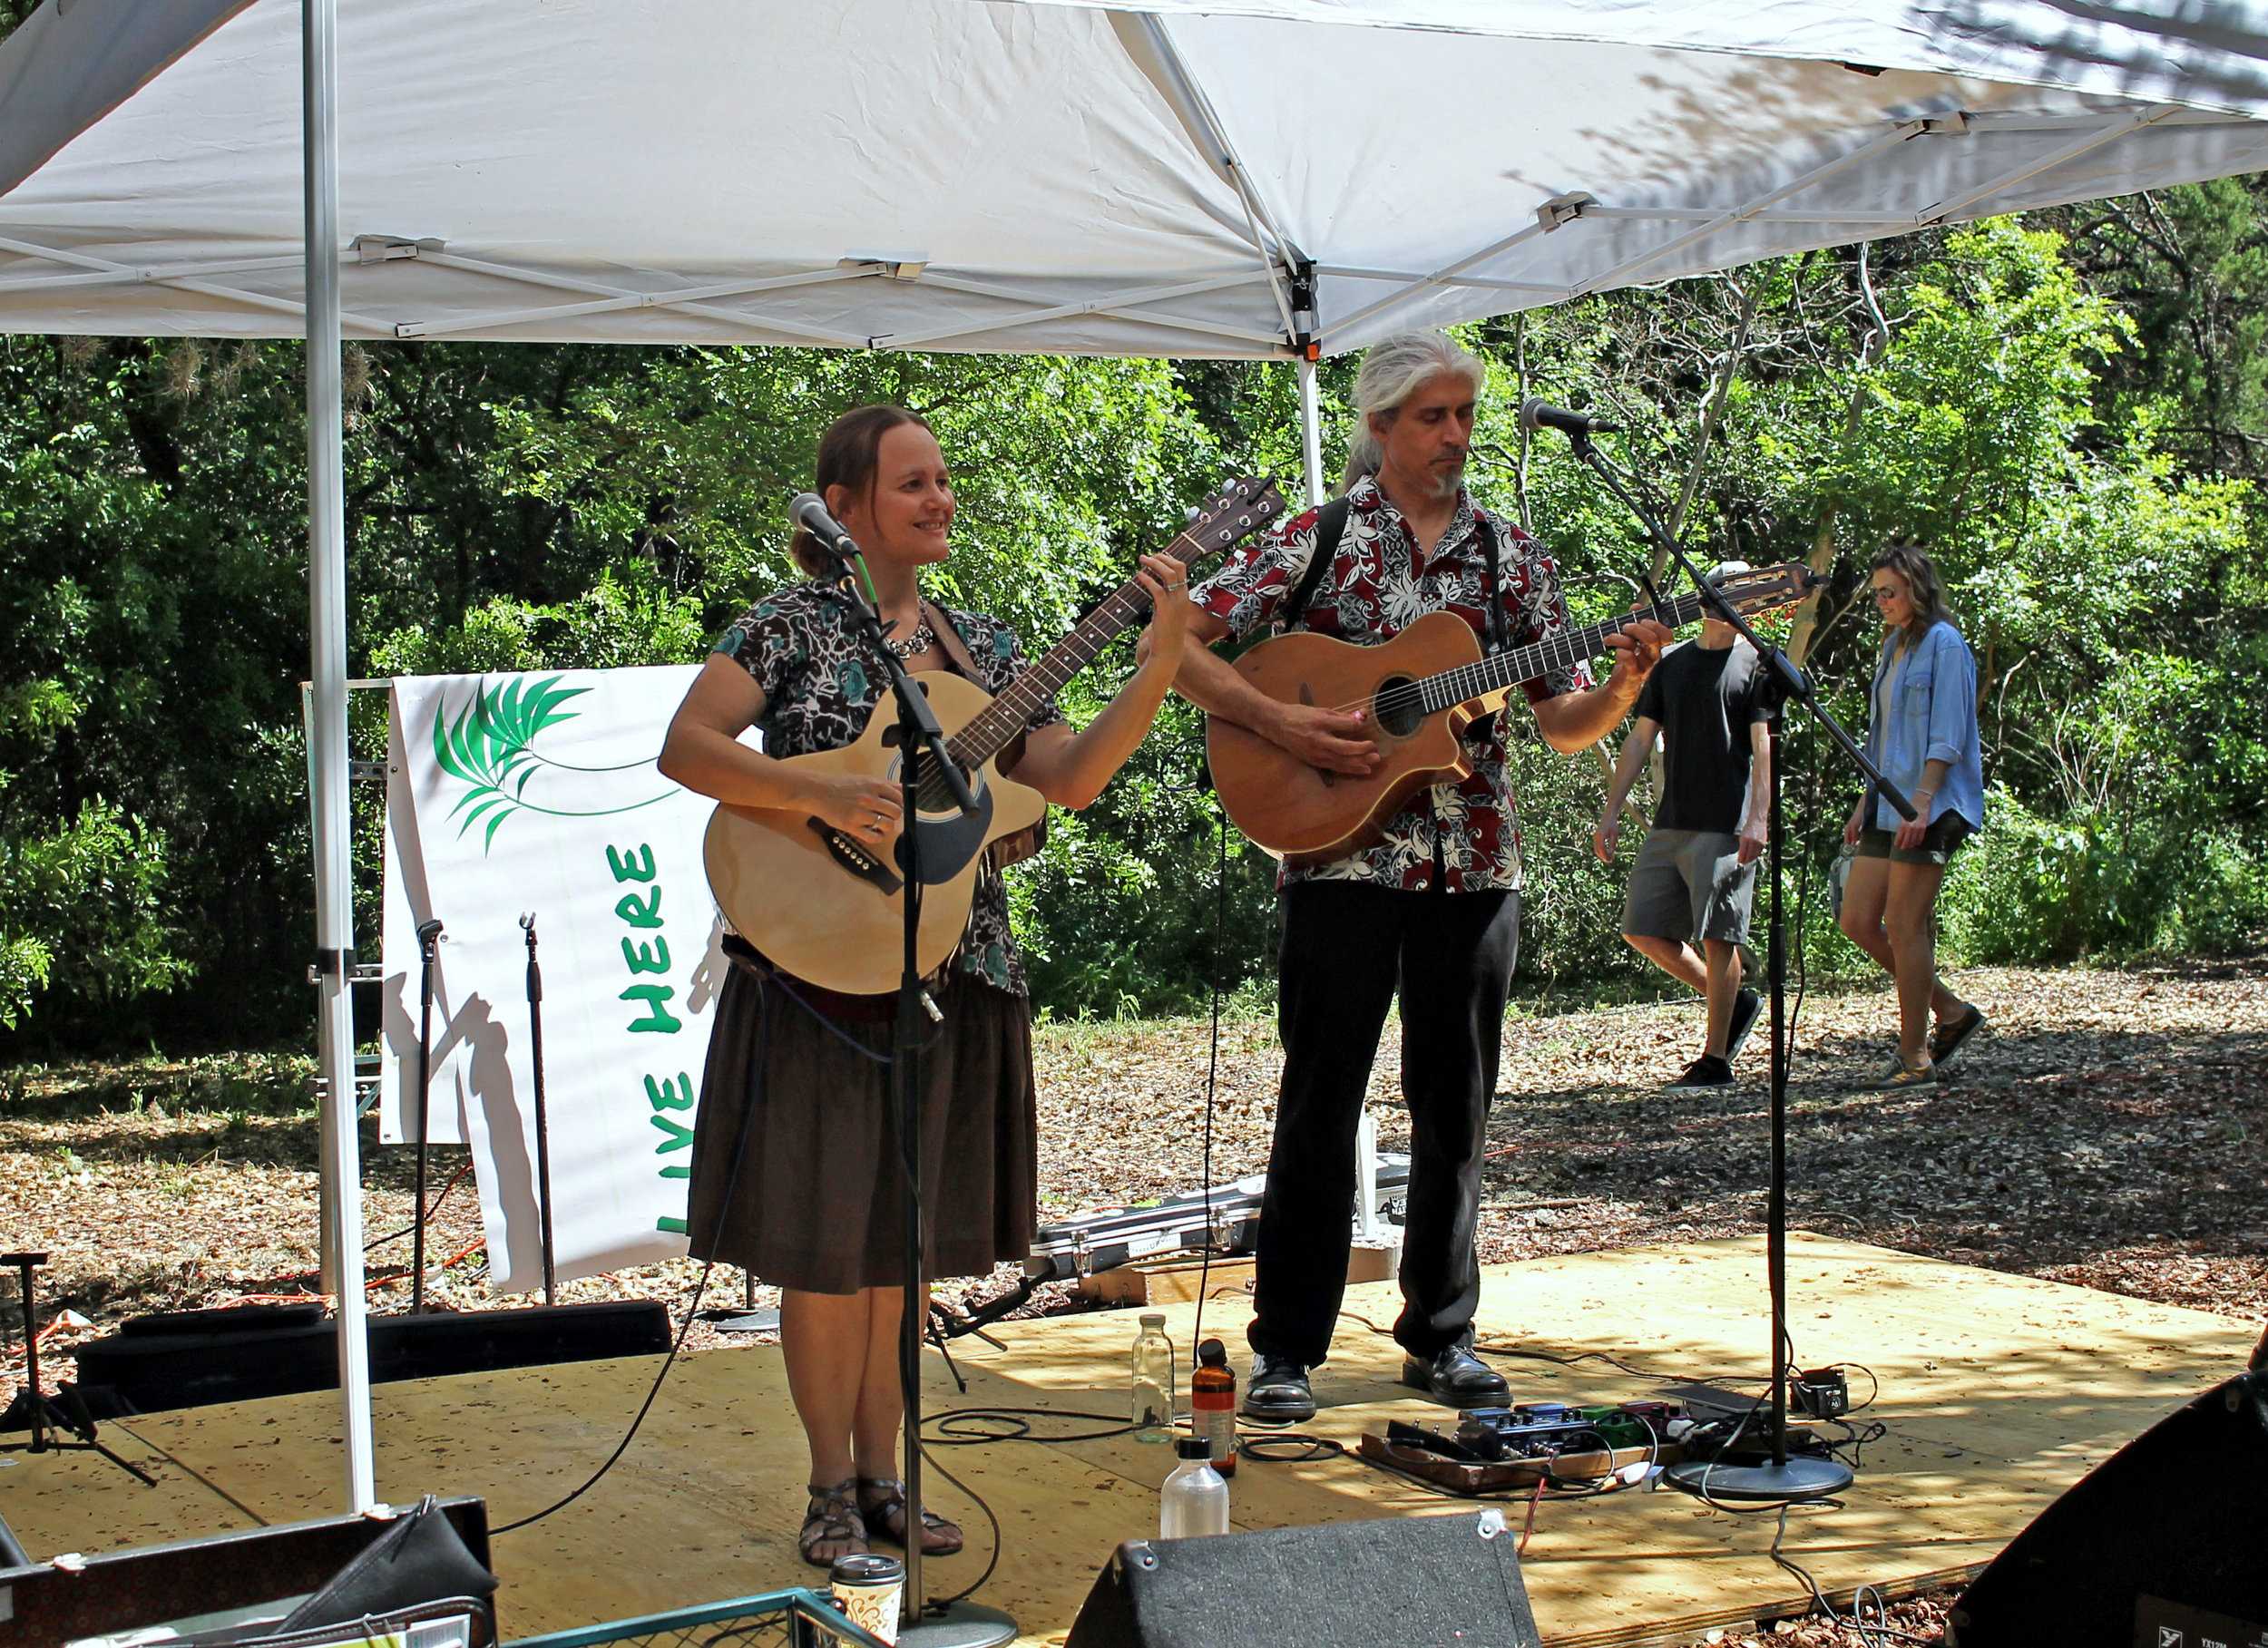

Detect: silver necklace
[884, 617, 935, 660]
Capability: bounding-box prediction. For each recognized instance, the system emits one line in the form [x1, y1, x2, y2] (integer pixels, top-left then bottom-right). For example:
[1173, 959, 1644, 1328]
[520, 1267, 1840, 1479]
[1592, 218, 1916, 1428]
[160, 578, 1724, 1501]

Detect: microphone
[1519, 397, 1622, 437]
[789, 492, 860, 561]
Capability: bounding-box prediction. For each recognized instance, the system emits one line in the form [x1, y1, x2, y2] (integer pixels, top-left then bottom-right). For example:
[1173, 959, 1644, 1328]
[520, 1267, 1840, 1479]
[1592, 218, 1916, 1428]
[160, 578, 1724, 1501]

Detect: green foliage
[1937, 790, 2268, 961]
[1, 190, 2265, 1045]
[0, 798, 189, 1026]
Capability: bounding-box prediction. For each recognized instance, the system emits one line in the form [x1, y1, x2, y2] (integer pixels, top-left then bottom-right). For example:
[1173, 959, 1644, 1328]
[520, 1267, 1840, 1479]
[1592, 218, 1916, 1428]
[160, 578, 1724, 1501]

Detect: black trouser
[1248, 880, 1521, 1369]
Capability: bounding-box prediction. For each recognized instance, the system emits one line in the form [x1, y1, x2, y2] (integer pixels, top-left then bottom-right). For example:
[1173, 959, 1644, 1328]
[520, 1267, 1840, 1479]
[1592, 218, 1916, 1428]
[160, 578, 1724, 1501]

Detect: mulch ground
[5, 958, 2263, 1646]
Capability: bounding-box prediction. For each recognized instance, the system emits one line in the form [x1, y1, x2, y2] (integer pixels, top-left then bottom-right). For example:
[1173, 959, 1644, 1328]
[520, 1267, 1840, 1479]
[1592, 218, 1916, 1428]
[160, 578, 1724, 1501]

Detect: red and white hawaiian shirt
[1190, 474, 1592, 893]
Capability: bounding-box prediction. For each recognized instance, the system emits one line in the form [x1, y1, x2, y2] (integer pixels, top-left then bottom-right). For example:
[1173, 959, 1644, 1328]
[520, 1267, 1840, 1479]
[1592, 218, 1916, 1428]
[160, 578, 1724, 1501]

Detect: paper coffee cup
[829, 1551, 904, 1644]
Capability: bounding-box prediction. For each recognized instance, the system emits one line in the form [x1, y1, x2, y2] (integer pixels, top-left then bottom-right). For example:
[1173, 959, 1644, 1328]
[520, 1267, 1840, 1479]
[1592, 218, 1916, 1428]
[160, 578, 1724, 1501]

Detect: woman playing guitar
[657, 404, 1188, 1568]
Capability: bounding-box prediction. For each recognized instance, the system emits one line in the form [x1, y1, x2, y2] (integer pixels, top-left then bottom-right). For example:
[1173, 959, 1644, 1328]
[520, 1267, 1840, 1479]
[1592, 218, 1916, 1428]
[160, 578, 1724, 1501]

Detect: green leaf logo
[430, 677, 672, 852]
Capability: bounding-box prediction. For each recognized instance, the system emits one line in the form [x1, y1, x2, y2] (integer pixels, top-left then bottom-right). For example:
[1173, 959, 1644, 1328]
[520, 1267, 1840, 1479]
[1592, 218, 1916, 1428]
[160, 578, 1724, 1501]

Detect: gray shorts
[1620, 827, 1758, 946]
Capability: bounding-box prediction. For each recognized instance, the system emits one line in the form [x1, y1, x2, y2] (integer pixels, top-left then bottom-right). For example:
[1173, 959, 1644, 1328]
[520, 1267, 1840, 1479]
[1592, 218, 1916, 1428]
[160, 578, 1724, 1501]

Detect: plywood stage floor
[3, 1234, 2255, 1646]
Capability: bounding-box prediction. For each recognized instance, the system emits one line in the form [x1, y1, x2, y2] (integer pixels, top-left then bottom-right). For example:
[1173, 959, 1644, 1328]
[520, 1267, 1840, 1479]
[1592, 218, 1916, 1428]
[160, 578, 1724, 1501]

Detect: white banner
[378, 666, 734, 1292]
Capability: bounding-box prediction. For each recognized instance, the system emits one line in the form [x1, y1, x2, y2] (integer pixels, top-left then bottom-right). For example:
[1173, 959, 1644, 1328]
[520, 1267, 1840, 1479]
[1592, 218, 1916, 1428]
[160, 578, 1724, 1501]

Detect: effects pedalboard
[1387, 1399, 1683, 1467]
[1378, 1386, 1846, 1487]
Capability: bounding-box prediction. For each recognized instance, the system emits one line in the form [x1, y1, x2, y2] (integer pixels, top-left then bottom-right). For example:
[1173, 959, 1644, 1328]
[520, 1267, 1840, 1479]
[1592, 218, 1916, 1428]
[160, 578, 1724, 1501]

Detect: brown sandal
[858, 1476, 964, 1555]
[799, 1477, 868, 1568]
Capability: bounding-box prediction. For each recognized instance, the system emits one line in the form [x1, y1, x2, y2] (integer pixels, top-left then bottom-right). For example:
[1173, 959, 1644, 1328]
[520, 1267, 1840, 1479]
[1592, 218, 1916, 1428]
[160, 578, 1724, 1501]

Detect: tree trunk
[1787, 245, 1892, 671]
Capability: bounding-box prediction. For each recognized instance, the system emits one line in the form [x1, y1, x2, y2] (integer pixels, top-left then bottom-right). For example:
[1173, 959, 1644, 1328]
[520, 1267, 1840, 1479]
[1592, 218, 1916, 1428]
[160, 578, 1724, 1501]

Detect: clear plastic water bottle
[1160, 1435, 1229, 1537]
[1130, 1312, 1175, 1441]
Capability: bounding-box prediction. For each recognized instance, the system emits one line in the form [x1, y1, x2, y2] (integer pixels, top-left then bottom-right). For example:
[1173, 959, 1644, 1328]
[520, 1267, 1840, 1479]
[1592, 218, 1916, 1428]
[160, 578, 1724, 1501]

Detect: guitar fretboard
[939, 528, 1210, 782]
[1420, 590, 1712, 713]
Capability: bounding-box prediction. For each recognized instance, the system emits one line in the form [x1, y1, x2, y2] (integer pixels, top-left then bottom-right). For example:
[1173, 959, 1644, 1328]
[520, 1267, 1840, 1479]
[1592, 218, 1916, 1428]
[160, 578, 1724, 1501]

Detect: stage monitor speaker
[0, 1495, 493, 1646]
[1948, 1370, 2268, 1648]
[1064, 1510, 1540, 1648]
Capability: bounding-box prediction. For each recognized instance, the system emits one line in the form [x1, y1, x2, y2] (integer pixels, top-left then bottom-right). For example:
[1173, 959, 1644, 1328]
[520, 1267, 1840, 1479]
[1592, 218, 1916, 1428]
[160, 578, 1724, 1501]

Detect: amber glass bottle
[1191, 1337, 1237, 1477]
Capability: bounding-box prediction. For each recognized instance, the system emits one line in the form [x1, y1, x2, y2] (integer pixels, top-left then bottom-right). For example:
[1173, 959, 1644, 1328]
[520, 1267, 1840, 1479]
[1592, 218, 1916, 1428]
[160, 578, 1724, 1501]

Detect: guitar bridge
[809, 818, 904, 895]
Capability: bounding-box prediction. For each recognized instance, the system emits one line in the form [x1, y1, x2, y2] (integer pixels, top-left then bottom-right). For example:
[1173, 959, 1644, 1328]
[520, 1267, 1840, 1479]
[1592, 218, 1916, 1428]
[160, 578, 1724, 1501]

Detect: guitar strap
[922, 600, 1047, 869]
[1277, 495, 1351, 634]
[1282, 493, 1507, 654]
[1468, 510, 1507, 742]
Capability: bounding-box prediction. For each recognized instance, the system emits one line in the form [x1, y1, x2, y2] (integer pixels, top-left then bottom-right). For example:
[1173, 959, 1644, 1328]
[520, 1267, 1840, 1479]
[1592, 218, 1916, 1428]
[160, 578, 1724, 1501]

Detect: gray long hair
[1339, 329, 1487, 492]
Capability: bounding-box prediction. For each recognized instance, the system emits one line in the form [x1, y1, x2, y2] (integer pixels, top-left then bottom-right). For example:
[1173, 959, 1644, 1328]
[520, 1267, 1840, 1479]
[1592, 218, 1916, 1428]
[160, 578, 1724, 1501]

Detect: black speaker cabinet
[1065, 1510, 1540, 1648]
[72, 1300, 671, 1414]
[1949, 1371, 2268, 1648]
[0, 1495, 493, 1645]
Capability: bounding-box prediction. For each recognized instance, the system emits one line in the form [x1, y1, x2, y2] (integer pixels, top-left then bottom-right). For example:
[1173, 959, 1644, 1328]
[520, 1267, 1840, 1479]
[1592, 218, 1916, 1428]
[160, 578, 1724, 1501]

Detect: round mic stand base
[1662, 1455, 1853, 1504]
[895, 1601, 1018, 1648]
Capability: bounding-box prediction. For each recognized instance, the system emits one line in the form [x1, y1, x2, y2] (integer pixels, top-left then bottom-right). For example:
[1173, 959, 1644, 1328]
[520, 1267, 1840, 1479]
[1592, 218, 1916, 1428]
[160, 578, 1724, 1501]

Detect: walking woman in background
[1839, 544, 1987, 1087]
[659, 404, 1189, 1567]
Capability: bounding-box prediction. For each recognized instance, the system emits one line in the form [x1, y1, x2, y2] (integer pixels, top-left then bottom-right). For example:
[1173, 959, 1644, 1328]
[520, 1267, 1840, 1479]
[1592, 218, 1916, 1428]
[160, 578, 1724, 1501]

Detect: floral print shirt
[713, 580, 1066, 995]
[1190, 474, 1592, 893]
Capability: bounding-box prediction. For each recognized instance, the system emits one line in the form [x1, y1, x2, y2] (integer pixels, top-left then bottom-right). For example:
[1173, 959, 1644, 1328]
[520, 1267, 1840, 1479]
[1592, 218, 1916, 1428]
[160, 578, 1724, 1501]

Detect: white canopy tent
[4, 0, 2266, 1513]
[9, 1, 2268, 360]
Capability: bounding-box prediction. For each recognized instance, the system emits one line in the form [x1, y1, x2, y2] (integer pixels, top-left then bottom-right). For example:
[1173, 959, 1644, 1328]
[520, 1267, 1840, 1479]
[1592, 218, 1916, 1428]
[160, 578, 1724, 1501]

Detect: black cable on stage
[491, 967, 884, 1537]
[921, 1435, 1004, 1607]
[1765, 1504, 1936, 1648]
[915, 1398, 1147, 1604]
[924, 1407, 1145, 1446]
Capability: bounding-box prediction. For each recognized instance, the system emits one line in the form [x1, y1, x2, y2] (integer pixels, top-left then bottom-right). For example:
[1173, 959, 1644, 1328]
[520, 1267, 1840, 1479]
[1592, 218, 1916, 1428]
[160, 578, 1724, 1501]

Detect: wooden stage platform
[3, 1234, 2254, 1645]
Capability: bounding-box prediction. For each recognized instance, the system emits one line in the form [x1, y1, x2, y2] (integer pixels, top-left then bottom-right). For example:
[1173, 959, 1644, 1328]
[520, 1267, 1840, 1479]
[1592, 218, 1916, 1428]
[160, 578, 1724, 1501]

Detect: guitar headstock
[1716, 561, 1817, 619]
[1176, 476, 1290, 566]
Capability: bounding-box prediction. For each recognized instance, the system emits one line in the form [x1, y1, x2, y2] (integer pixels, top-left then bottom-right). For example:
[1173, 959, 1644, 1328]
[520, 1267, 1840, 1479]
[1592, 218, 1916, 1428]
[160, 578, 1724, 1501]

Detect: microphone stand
[412, 917, 445, 1313]
[1567, 428, 1909, 1504]
[807, 533, 1014, 1648]
[520, 912, 557, 1308]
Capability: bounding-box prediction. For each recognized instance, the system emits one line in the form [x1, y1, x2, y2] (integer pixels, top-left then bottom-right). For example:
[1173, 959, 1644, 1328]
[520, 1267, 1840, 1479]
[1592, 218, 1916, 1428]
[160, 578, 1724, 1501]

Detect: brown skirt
[682, 961, 1038, 1295]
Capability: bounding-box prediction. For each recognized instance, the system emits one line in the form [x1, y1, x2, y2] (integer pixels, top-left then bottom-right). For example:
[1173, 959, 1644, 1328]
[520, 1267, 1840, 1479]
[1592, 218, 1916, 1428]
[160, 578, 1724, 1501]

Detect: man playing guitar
[1163, 330, 1672, 1420]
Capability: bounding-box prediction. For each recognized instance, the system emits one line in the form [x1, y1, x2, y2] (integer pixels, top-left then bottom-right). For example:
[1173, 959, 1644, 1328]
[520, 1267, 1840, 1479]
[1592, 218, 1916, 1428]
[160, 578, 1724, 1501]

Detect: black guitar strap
[1281, 492, 1507, 655]
[1277, 494, 1351, 634]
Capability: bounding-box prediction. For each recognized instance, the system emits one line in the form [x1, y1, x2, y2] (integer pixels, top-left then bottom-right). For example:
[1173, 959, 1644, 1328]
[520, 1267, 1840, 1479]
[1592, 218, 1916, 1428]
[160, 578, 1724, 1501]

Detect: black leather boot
[1399, 1342, 1510, 1409]
[1242, 1351, 1316, 1422]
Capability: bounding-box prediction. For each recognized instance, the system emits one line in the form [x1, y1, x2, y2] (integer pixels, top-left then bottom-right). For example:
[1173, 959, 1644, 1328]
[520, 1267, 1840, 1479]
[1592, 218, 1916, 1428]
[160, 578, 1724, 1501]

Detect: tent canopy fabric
[4, 0, 2267, 359]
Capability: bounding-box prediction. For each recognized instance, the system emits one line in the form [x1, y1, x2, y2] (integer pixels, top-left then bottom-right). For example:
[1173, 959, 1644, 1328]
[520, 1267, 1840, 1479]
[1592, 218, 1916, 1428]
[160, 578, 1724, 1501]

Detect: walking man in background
[1593, 563, 1771, 1089]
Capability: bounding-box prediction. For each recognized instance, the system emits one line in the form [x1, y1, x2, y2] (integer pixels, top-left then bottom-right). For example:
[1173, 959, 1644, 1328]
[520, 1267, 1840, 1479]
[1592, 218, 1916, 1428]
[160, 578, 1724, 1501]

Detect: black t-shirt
[1634, 639, 1771, 834]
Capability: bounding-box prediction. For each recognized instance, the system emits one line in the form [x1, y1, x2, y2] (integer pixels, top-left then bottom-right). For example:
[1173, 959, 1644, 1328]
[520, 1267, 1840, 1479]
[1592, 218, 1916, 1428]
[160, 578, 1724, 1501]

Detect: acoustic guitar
[706, 477, 1286, 996]
[1207, 562, 1813, 865]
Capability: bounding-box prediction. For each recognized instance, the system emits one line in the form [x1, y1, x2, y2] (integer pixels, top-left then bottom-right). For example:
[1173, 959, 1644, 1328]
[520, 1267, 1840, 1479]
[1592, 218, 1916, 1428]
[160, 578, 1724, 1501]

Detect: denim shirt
[1865, 619, 1984, 833]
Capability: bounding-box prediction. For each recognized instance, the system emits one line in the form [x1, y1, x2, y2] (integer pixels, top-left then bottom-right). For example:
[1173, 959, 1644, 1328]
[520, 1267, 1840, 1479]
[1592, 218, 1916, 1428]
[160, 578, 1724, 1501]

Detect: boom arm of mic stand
[809, 544, 981, 816]
[1565, 431, 1914, 821]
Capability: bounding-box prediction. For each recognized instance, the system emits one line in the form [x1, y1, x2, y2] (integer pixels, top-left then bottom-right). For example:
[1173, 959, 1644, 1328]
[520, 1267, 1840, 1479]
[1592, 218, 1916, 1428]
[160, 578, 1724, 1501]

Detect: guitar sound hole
[1373, 676, 1424, 738]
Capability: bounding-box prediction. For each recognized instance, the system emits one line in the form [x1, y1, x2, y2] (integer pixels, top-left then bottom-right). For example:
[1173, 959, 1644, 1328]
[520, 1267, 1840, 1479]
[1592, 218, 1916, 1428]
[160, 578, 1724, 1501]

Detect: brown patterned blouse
[713, 580, 1066, 995]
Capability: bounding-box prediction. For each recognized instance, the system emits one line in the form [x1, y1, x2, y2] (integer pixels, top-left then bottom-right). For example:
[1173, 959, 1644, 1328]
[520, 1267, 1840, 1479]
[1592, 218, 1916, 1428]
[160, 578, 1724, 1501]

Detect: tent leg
[304, 0, 376, 1513]
[1296, 356, 1325, 506]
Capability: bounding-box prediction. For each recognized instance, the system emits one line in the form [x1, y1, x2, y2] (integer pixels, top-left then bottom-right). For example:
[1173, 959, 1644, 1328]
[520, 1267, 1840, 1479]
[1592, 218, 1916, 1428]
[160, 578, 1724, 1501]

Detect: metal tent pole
[1295, 356, 1325, 506]
[303, 0, 376, 1512]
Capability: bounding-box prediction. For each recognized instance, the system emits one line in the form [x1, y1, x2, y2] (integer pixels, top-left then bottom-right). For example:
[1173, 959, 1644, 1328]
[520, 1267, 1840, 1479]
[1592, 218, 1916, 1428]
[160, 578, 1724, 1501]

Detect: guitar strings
[1301, 609, 1680, 721]
[949, 491, 1282, 765]
[1295, 581, 1781, 722]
